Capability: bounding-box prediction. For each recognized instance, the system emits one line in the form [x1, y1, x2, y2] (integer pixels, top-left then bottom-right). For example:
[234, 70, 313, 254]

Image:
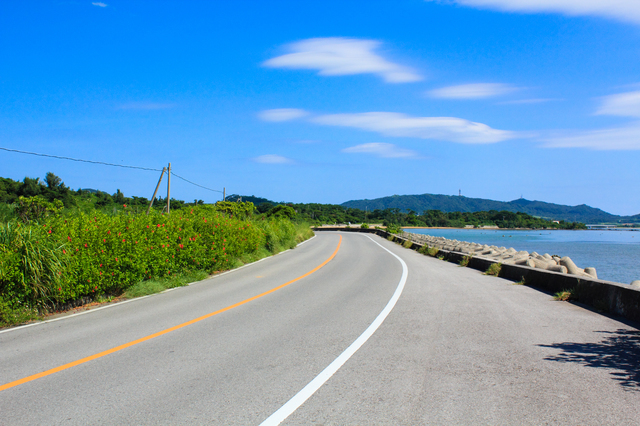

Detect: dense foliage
[0, 175, 314, 325]
[287, 203, 586, 229]
[0, 205, 309, 316]
[0, 173, 187, 217]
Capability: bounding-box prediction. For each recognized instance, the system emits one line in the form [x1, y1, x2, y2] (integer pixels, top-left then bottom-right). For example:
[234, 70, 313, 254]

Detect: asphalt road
[1, 231, 639, 425]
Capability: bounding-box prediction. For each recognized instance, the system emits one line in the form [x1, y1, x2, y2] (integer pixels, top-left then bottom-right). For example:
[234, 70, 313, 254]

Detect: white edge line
[0, 235, 317, 335]
[259, 234, 408, 426]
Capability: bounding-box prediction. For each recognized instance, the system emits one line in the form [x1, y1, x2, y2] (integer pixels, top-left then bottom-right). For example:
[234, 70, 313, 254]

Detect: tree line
[1, 173, 585, 229]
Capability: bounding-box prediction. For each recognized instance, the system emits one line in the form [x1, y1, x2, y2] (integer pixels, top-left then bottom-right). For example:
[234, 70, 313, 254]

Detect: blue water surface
[405, 228, 640, 285]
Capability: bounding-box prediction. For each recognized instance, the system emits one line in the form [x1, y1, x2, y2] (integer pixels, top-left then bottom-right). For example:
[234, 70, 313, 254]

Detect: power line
[0, 147, 163, 172]
[1, 146, 224, 195]
[171, 172, 223, 193]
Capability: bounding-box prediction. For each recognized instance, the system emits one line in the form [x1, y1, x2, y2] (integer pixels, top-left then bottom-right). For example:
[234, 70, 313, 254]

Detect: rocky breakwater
[402, 231, 599, 280]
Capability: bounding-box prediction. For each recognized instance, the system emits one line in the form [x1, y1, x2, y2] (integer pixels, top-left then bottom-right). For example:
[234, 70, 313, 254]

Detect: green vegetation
[485, 263, 502, 276]
[0, 172, 314, 327]
[123, 270, 209, 298]
[554, 289, 575, 301]
[1, 176, 588, 229]
[340, 193, 639, 225]
[293, 203, 585, 229]
[418, 245, 440, 257]
[0, 173, 186, 216]
[459, 255, 472, 267]
[402, 239, 413, 248]
[514, 276, 526, 285]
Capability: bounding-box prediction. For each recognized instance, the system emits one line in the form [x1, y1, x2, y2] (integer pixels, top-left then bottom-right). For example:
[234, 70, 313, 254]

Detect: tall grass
[0, 222, 66, 310]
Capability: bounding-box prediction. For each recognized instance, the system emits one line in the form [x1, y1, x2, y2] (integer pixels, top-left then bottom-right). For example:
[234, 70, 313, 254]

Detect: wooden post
[167, 162, 171, 214]
[147, 167, 166, 215]
[223, 187, 225, 202]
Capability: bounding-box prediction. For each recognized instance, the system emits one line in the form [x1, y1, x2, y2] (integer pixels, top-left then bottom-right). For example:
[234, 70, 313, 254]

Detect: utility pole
[223, 187, 226, 202]
[147, 167, 166, 215]
[166, 162, 171, 214]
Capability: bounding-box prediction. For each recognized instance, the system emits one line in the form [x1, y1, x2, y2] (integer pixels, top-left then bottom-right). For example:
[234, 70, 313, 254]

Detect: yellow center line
[0, 235, 342, 392]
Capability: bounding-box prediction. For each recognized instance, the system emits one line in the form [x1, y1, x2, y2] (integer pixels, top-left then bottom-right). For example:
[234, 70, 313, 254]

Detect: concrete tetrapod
[400, 230, 597, 280]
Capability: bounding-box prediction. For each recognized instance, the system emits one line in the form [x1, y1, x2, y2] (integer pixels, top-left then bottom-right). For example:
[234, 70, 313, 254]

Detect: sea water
[405, 228, 640, 285]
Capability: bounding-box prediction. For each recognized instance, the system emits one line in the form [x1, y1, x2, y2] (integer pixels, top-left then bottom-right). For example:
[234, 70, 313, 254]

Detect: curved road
[1, 232, 639, 424]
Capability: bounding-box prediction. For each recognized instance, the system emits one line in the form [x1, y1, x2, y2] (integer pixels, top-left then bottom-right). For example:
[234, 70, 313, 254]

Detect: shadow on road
[539, 329, 640, 391]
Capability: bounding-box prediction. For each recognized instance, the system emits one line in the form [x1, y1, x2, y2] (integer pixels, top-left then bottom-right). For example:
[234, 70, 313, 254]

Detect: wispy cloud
[540, 89, 640, 150]
[428, 83, 517, 99]
[542, 122, 640, 150]
[117, 102, 175, 110]
[92, 2, 107, 7]
[313, 112, 517, 143]
[595, 90, 640, 117]
[258, 108, 309, 122]
[252, 154, 294, 164]
[342, 142, 418, 158]
[443, 0, 640, 25]
[263, 37, 422, 83]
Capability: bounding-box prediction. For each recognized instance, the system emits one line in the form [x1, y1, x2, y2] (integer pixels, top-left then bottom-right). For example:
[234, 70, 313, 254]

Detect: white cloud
[342, 143, 418, 158]
[313, 112, 516, 143]
[263, 37, 422, 83]
[258, 108, 309, 122]
[252, 154, 294, 164]
[428, 83, 516, 99]
[92, 2, 108, 7]
[117, 102, 175, 110]
[542, 122, 640, 150]
[595, 90, 640, 118]
[445, 0, 640, 25]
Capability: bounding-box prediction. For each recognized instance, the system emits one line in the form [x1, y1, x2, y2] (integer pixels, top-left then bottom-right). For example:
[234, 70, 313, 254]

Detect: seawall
[314, 227, 640, 325]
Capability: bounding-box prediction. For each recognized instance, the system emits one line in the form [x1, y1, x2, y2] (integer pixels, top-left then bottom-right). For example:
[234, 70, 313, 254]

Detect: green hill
[341, 194, 639, 225]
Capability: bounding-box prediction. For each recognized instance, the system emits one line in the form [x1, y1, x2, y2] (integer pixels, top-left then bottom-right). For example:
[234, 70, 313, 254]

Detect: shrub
[485, 263, 502, 276]
[427, 247, 439, 257]
[15, 196, 63, 223]
[211, 201, 256, 219]
[554, 290, 574, 301]
[2, 207, 264, 309]
[360, 223, 369, 229]
[266, 205, 296, 220]
[402, 239, 413, 248]
[386, 224, 402, 234]
[459, 255, 472, 267]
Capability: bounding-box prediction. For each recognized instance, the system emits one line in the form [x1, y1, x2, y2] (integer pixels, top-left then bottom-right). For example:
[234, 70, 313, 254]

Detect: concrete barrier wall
[314, 227, 640, 324]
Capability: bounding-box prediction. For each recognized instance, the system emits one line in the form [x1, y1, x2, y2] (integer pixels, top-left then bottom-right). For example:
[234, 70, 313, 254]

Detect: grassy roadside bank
[1, 207, 314, 328]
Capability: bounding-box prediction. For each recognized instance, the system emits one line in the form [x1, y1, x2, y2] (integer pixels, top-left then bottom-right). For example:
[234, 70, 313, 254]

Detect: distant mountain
[341, 193, 639, 224]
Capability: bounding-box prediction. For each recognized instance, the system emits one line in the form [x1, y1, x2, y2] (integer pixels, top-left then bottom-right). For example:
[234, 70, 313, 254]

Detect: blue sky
[1, 1, 639, 215]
